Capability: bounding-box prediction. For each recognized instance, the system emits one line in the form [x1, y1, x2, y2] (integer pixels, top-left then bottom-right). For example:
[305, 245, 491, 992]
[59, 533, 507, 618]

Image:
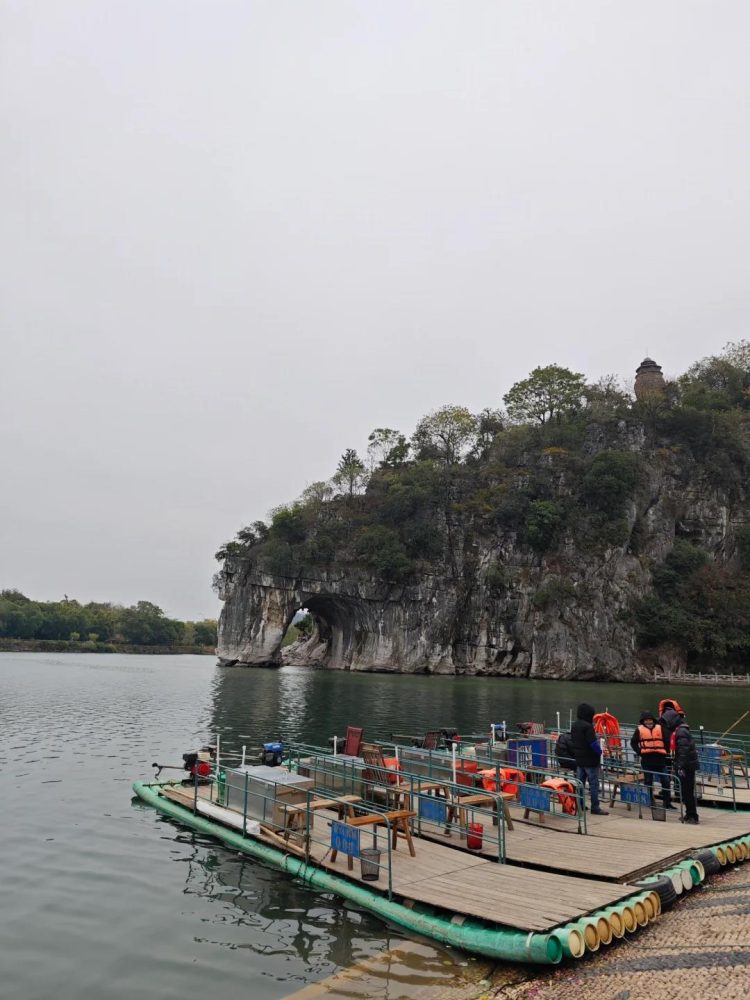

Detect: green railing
[284, 742, 508, 862]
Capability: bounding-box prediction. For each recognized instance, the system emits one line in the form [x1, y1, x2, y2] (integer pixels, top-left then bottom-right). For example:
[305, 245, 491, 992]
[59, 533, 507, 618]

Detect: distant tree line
[0, 591, 217, 648]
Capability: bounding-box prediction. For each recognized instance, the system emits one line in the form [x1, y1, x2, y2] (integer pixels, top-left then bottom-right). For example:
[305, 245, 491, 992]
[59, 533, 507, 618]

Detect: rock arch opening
[280, 594, 367, 669]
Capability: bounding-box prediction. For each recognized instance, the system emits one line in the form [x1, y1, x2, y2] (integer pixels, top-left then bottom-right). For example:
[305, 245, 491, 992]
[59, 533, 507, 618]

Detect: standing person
[671, 712, 700, 824]
[630, 711, 674, 809]
[571, 703, 608, 815]
[661, 702, 685, 802]
[659, 700, 683, 742]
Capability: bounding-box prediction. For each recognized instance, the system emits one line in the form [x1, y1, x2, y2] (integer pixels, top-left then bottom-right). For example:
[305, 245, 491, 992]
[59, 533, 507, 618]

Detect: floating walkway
[133, 730, 750, 970]
[132, 779, 714, 965]
[416, 797, 750, 883]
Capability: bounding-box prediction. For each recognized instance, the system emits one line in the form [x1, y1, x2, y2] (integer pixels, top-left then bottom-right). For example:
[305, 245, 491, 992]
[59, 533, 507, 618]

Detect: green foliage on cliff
[0, 590, 217, 647]
[217, 342, 750, 667]
[633, 541, 750, 667]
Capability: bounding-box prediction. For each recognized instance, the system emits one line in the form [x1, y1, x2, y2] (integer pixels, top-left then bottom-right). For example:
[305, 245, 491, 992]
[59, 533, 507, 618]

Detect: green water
[2, 653, 746, 1000]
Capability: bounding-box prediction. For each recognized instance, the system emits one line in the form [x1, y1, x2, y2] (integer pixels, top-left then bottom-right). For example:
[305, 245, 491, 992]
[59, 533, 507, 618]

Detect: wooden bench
[330, 809, 417, 870]
[281, 795, 363, 850]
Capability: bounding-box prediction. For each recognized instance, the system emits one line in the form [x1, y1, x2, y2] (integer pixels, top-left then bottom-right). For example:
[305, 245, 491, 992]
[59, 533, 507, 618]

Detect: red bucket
[467, 822, 483, 851]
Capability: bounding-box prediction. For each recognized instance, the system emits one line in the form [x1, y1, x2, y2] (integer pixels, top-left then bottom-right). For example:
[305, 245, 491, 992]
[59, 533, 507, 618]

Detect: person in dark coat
[630, 710, 674, 808]
[671, 713, 700, 824]
[659, 703, 682, 742]
[570, 703, 608, 815]
[661, 704, 685, 801]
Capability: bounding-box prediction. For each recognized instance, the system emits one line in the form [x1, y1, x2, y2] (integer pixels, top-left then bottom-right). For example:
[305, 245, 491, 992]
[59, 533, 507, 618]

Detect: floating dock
[133, 773, 750, 967]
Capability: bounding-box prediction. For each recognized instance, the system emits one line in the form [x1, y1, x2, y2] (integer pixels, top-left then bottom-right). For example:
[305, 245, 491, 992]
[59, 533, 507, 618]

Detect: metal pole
[243, 772, 248, 836]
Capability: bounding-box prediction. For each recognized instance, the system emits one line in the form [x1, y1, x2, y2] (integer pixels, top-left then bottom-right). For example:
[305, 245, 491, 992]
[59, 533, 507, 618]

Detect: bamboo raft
[132, 771, 750, 966]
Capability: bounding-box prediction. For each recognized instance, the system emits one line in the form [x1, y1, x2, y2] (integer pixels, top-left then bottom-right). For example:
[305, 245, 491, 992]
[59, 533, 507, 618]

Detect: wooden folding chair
[343, 726, 363, 757]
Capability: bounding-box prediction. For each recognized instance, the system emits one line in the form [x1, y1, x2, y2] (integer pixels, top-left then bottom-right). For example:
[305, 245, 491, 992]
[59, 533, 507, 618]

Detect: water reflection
[208, 664, 744, 753]
[172, 824, 407, 974]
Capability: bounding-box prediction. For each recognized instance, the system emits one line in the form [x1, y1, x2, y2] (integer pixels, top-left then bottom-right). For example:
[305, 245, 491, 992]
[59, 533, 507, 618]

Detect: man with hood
[570, 703, 608, 815]
[630, 710, 673, 808]
[670, 711, 700, 824]
[659, 701, 683, 742]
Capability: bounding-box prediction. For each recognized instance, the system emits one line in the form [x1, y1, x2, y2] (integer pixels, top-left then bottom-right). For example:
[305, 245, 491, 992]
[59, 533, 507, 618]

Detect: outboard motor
[262, 741, 284, 767]
[182, 745, 215, 781]
[152, 745, 216, 781]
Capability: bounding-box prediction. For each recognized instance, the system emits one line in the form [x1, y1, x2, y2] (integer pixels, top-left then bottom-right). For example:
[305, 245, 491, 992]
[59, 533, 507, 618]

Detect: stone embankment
[483, 862, 750, 1000]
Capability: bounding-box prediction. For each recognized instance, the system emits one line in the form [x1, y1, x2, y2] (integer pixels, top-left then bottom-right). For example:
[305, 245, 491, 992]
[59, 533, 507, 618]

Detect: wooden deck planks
[154, 782, 750, 935]
[699, 784, 750, 807]
[315, 835, 634, 931]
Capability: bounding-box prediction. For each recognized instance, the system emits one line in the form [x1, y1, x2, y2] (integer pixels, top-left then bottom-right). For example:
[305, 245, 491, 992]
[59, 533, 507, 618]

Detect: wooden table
[330, 809, 417, 870]
[453, 792, 515, 833]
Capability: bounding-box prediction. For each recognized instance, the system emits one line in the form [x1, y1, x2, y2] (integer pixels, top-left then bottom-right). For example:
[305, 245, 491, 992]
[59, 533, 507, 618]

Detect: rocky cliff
[216, 415, 750, 680]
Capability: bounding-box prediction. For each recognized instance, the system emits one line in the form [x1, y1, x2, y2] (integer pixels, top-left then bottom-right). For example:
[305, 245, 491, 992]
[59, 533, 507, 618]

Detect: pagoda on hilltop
[634, 357, 666, 400]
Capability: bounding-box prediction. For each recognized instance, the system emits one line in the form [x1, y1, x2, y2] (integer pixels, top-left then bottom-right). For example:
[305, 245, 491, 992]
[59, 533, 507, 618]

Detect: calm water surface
[1, 653, 744, 1000]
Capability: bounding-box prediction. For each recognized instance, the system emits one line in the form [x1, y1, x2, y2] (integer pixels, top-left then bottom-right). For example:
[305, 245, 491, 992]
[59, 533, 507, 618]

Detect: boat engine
[182, 745, 216, 782]
[262, 741, 284, 767]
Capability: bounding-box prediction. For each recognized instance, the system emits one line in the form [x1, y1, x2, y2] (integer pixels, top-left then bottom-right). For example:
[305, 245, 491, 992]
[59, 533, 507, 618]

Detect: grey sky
[2, 2, 749, 619]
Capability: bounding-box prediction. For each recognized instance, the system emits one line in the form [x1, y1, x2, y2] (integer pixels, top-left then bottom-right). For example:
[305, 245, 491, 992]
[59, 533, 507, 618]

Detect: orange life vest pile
[541, 777, 578, 815]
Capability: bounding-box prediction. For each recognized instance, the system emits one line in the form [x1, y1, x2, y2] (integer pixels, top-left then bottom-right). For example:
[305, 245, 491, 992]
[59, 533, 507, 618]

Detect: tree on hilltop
[504, 365, 586, 425]
[334, 449, 368, 497]
[412, 406, 478, 464]
[367, 428, 410, 470]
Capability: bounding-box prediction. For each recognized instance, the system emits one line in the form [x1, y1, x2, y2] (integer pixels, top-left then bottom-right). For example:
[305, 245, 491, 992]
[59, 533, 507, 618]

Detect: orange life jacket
[637, 724, 666, 755]
[541, 777, 578, 816]
[478, 767, 526, 797]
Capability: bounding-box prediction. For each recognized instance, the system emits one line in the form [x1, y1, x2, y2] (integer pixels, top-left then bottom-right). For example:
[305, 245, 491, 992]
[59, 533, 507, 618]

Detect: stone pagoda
[634, 357, 666, 400]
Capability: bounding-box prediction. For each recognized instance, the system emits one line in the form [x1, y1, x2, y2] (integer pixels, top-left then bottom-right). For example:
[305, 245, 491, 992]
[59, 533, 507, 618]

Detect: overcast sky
[2, 2, 749, 620]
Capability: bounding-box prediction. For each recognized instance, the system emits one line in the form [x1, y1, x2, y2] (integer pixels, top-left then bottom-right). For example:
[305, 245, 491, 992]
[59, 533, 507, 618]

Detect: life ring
[594, 712, 622, 754]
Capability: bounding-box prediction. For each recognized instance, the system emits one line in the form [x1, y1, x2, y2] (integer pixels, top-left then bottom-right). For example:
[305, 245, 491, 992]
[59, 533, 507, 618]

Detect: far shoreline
[0, 638, 216, 656]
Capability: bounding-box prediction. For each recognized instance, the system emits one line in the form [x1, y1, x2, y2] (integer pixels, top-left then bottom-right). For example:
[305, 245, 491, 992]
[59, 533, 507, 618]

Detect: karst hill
[214, 344, 750, 681]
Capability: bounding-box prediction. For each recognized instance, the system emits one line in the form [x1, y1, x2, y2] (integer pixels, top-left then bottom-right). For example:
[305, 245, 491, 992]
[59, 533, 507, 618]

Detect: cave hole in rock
[279, 594, 365, 667]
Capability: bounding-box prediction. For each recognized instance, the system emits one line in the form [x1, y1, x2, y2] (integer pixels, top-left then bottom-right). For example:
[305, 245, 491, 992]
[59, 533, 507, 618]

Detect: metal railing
[298, 736, 588, 835]
[284, 742, 508, 862]
[184, 760, 400, 898]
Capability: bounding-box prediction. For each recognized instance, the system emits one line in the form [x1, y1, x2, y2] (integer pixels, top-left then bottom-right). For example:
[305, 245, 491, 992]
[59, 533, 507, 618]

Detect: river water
[1, 652, 745, 1000]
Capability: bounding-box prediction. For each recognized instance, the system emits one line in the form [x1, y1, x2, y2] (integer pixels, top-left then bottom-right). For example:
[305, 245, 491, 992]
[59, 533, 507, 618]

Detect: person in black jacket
[570, 702, 608, 815]
[672, 713, 700, 824]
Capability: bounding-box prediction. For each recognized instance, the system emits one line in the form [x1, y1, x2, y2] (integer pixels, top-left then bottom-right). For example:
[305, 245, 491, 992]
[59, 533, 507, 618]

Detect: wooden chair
[329, 725, 364, 757]
[418, 731, 442, 751]
[343, 726, 364, 757]
[361, 744, 407, 809]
